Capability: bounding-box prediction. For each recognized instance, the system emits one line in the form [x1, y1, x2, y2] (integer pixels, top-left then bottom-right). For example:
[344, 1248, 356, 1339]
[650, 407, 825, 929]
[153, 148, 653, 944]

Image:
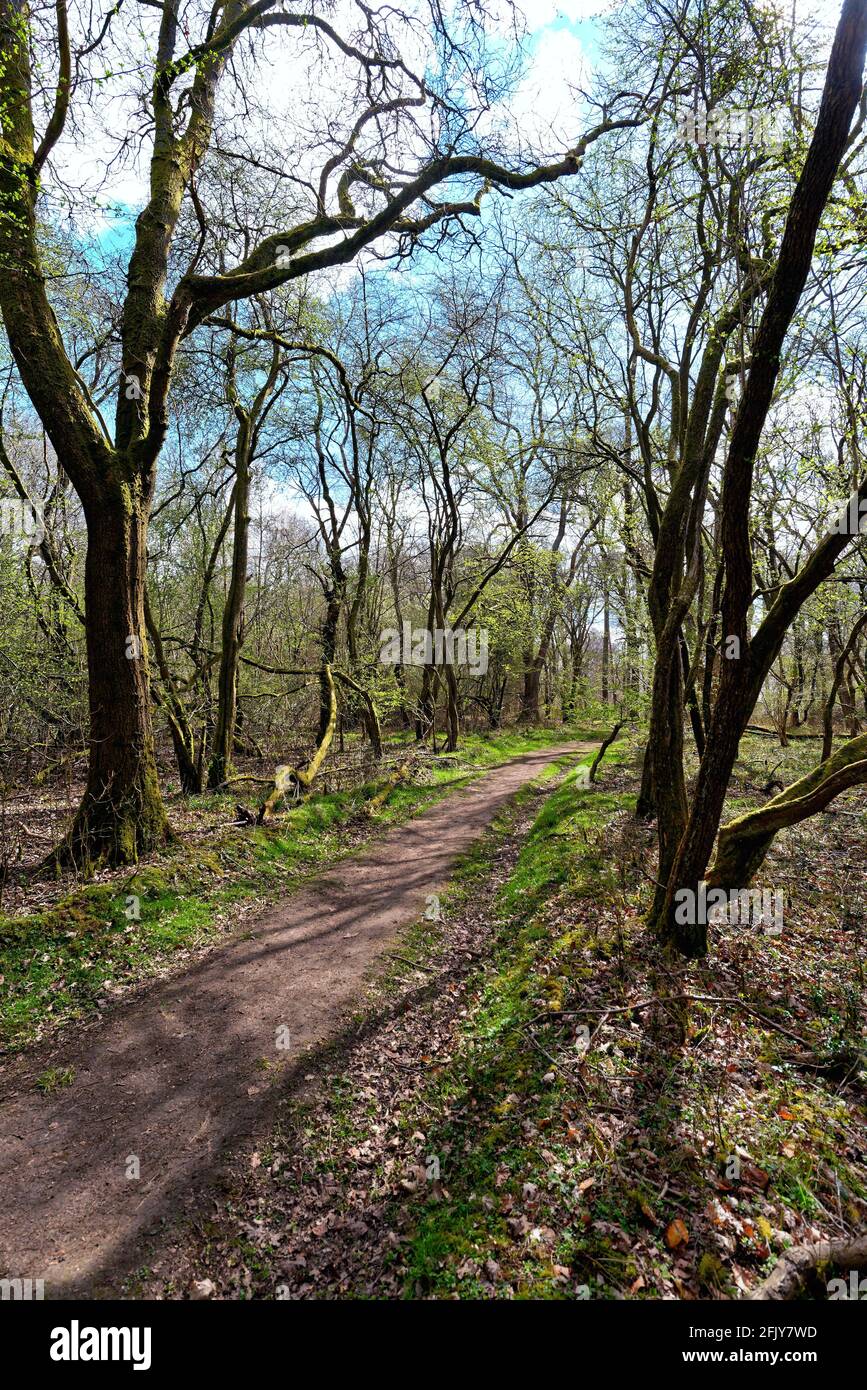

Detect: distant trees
[0, 0, 647, 864]
[0, 0, 864, 944]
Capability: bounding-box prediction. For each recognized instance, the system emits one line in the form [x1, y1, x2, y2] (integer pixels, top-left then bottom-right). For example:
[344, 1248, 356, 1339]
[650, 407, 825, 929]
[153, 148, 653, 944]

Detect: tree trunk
[601, 592, 611, 703]
[444, 660, 460, 751]
[318, 589, 341, 742]
[646, 628, 689, 920]
[519, 659, 542, 723]
[57, 491, 169, 866]
[656, 0, 867, 954]
[822, 611, 867, 759]
[208, 423, 251, 789]
[415, 663, 435, 741]
[145, 590, 203, 793]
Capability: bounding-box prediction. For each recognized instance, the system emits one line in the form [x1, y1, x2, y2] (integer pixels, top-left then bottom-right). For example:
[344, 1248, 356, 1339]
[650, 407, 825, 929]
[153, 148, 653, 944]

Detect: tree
[657, 0, 867, 953]
[0, 0, 648, 864]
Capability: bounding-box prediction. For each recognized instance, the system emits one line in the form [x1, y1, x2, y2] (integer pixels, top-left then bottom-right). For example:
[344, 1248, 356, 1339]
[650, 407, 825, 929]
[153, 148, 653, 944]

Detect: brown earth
[0, 742, 592, 1297]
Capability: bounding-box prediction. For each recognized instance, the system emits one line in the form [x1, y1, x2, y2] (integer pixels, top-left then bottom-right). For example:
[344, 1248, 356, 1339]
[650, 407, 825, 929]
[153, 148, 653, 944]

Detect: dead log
[257, 664, 337, 823]
[749, 1233, 867, 1300]
[364, 759, 416, 816]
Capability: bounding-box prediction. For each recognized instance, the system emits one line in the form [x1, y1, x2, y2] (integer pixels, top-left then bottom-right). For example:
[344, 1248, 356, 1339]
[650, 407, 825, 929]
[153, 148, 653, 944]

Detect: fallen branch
[588, 720, 625, 783]
[708, 733, 867, 888]
[749, 1233, 867, 1300]
[364, 758, 416, 816]
[388, 953, 435, 974]
[332, 668, 383, 758]
[745, 724, 823, 740]
[257, 664, 337, 823]
[574, 993, 809, 1046]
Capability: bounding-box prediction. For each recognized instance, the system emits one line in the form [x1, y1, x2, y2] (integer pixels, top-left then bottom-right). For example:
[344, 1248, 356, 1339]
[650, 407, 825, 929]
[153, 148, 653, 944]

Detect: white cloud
[509, 28, 592, 151]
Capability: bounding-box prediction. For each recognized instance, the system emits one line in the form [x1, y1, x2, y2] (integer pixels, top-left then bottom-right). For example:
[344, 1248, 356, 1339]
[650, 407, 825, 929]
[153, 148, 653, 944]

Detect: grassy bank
[383, 736, 867, 1298]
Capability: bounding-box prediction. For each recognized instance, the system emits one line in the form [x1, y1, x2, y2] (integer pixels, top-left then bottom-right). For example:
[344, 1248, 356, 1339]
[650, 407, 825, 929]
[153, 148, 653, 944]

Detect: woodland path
[0, 742, 595, 1296]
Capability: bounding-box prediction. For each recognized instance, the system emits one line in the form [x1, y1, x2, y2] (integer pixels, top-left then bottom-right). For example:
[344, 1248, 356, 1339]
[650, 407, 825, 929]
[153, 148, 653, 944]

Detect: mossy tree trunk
[707, 732, 867, 890]
[0, 0, 229, 863]
[657, 2, 867, 954]
[62, 485, 169, 865]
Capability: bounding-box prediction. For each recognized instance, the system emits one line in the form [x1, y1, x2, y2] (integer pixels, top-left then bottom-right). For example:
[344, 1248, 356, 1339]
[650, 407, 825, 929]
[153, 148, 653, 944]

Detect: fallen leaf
[741, 1163, 770, 1190]
[665, 1218, 689, 1250]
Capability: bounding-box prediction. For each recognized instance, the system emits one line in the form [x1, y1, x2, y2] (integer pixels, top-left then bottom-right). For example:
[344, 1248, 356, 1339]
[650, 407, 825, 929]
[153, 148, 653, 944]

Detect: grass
[389, 744, 635, 1297]
[0, 723, 603, 1053]
[376, 733, 867, 1299]
[35, 1064, 75, 1094]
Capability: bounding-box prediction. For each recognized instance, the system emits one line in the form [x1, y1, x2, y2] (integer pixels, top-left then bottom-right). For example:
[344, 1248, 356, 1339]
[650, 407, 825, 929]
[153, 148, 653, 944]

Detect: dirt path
[0, 743, 592, 1296]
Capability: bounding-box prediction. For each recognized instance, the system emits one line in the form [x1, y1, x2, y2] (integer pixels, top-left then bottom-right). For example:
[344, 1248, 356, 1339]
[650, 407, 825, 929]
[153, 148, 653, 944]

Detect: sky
[56, 1, 607, 257]
[69, 0, 845, 265]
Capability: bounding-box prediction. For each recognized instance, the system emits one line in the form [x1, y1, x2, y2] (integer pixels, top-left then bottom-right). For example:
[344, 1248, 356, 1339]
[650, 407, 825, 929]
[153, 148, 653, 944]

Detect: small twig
[573, 994, 810, 1046]
[388, 954, 435, 974]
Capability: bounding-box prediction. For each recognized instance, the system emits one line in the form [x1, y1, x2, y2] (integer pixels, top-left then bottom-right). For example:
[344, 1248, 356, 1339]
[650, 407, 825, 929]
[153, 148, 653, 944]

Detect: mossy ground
[143, 732, 867, 1301]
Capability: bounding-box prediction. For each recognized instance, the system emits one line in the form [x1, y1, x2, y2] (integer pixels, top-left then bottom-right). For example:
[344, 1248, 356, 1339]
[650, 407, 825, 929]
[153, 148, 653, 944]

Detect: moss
[697, 1252, 729, 1292]
[390, 745, 636, 1297]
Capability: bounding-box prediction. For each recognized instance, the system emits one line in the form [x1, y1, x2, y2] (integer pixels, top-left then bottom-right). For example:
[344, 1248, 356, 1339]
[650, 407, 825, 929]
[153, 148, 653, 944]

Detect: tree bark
[822, 610, 867, 760]
[208, 421, 252, 788]
[707, 732, 867, 889]
[658, 0, 867, 954]
[57, 490, 169, 865]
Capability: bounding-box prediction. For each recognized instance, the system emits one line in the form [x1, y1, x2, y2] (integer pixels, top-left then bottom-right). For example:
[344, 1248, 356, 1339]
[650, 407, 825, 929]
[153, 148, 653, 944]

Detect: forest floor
[0, 737, 595, 1295]
[118, 731, 866, 1303]
[2, 728, 865, 1302]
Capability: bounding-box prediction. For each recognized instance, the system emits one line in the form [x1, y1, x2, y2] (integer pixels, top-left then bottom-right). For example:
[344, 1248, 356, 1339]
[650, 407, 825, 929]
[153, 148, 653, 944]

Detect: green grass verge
[384, 733, 867, 1299]
[390, 742, 634, 1297]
